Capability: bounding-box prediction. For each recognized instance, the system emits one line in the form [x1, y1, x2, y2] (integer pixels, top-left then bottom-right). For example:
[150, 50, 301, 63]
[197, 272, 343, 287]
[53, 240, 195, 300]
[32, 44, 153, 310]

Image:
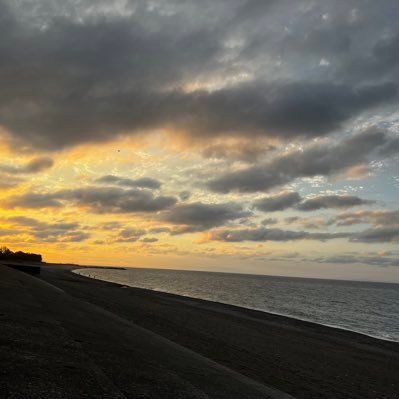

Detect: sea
[74, 267, 399, 342]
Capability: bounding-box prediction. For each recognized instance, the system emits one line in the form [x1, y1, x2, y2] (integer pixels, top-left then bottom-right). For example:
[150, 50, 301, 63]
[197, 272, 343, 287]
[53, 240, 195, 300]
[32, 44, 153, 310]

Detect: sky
[1, 0, 399, 282]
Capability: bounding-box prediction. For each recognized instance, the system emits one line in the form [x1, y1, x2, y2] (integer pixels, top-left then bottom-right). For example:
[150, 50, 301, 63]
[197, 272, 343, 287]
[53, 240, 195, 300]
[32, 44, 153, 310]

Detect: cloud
[19, 157, 54, 174]
[208, 129, 399, 193]
[99, 221, 123, 230]
[1, 0, 399, 262]
[113, 228, 146, 243]
[5, 192, 63, 208]
[169, 225, 210, 235]
[7, 216, 51, 227]
[38, 230, 90, 243]
[0, 157, 54, 189]
[0, 0, 398, 150]
[253, 191, 373, 213]
[149, 227, 172, 234]
[334, 210, 399, 226]
[4, 81, 395, 151]
[341, 32, 399, 81]
[202, 141, 275, 162]
[0, 157, 53, 175]
[312, 254, 399, 267]
[261, 218, 278, 225]
[210, 227, 349, 242]
[95, 175, 162, 189]
[6, 216, 89, 242]
[0, 175, 24, 189]
[254, 192, 301, 212]
[351, 227, 399, 243]
[284, 216, 334, 230]
[61, 187, 177, 213]
[162, 202, 251, 231]
[141, 237, 159, 243]
[179, 191, 191, 201]
[297, 195, 373, 211]
[4, 187, 177, 213]
[0, 228, 21, 237]
[311, 209, 399, 242]
[0, 1, 218, 149]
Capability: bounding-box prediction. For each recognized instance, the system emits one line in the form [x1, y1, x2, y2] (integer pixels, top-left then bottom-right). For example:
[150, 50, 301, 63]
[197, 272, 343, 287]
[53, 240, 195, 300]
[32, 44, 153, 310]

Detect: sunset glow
[1, 0, 399, 282]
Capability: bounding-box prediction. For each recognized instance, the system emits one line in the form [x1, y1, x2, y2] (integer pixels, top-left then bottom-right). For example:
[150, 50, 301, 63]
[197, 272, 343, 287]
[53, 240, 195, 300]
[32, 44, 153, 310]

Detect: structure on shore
[0, 246, 42, 262]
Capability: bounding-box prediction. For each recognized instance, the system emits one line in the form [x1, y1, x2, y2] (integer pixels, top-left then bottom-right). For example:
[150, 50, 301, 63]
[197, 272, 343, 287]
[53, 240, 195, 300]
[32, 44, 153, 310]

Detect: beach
[1, 263, 398, 399]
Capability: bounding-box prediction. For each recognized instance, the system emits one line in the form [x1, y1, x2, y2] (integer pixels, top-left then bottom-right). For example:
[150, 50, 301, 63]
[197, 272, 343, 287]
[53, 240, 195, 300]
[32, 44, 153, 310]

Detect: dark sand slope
[39, 264, 399, 399]
[0, 264, 293, 399]
[0, 265, 125, 399]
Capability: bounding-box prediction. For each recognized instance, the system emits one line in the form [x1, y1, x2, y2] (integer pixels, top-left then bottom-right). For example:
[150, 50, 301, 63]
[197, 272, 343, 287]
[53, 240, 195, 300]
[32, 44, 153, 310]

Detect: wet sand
[2, 263, 399, 398]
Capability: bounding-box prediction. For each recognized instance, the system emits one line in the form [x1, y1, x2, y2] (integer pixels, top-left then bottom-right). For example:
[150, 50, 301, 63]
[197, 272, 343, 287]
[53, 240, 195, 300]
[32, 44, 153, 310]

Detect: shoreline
[3, 261, 398, 398]
[1, 263, 293, 399]
[72, 266, 399, 345]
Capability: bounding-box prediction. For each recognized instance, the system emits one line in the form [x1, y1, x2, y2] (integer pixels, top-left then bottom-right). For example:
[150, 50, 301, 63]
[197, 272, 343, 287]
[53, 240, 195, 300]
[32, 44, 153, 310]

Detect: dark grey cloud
[261, 218, 278, 225]
[272, 1, 399, 84]
[341, 32, 399, 81]
[202, 142, 275, 162]
[60, 187, 177, 213]
[8, 216, 55, 227]
[191, 82, 396, 139]
[285, 216, 300, 224]
[351, 227, 399, 243]
[334, 210, 399, 226]
[4, 187, 177, 213]
[92, 240, 105, 245]
[311, 254, 399, 267]
[5, 192, 63, 208]
[210, 227, 349, 242]
[169, 225, 208, 235]
[179, 191, 191, 201]
[6, 215, 89, 242]
[317, 209, 399, 242]
[378, 136, 399, 157]
[0, 157, 53, 175]
[36, 230, 90, 243]
[0, 157, 53, 189]
[113, 228, 146, 243]
[0, 1, 218, 149]
[141, 237, 159, 243]
[0, 0, 398, 150]
[254, 192, 301, 212]
[3, 81, 393, 150]
[0, 175, 24, 189]
[99, 221, 123, 230]
[208, 129, 398, 193]
[0, 157, 54, 189]
[297, 195, 373, 211]
[95, 175, 162, 189]
[149, 227, 172, 234]
[19, 157, 54, 174]
[0, 228, 21, 237]
[162, 202, 251, 230]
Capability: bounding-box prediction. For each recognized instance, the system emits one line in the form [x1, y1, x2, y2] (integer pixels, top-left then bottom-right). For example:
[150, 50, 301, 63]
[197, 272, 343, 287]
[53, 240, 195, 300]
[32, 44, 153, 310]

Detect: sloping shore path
[0, 263, 293, 399]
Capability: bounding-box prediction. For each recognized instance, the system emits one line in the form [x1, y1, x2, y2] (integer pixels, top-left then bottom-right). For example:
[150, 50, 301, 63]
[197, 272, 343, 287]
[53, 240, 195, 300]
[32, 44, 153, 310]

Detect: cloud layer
[95, 175, 162, 189]
[254, 191, 373, 212]
[1, 0, 399, 150]
[5, 187, 177, 213]
[208, 130, 399, 193]
[210, 227, 349, 242]
[0, 0, 399, 273]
